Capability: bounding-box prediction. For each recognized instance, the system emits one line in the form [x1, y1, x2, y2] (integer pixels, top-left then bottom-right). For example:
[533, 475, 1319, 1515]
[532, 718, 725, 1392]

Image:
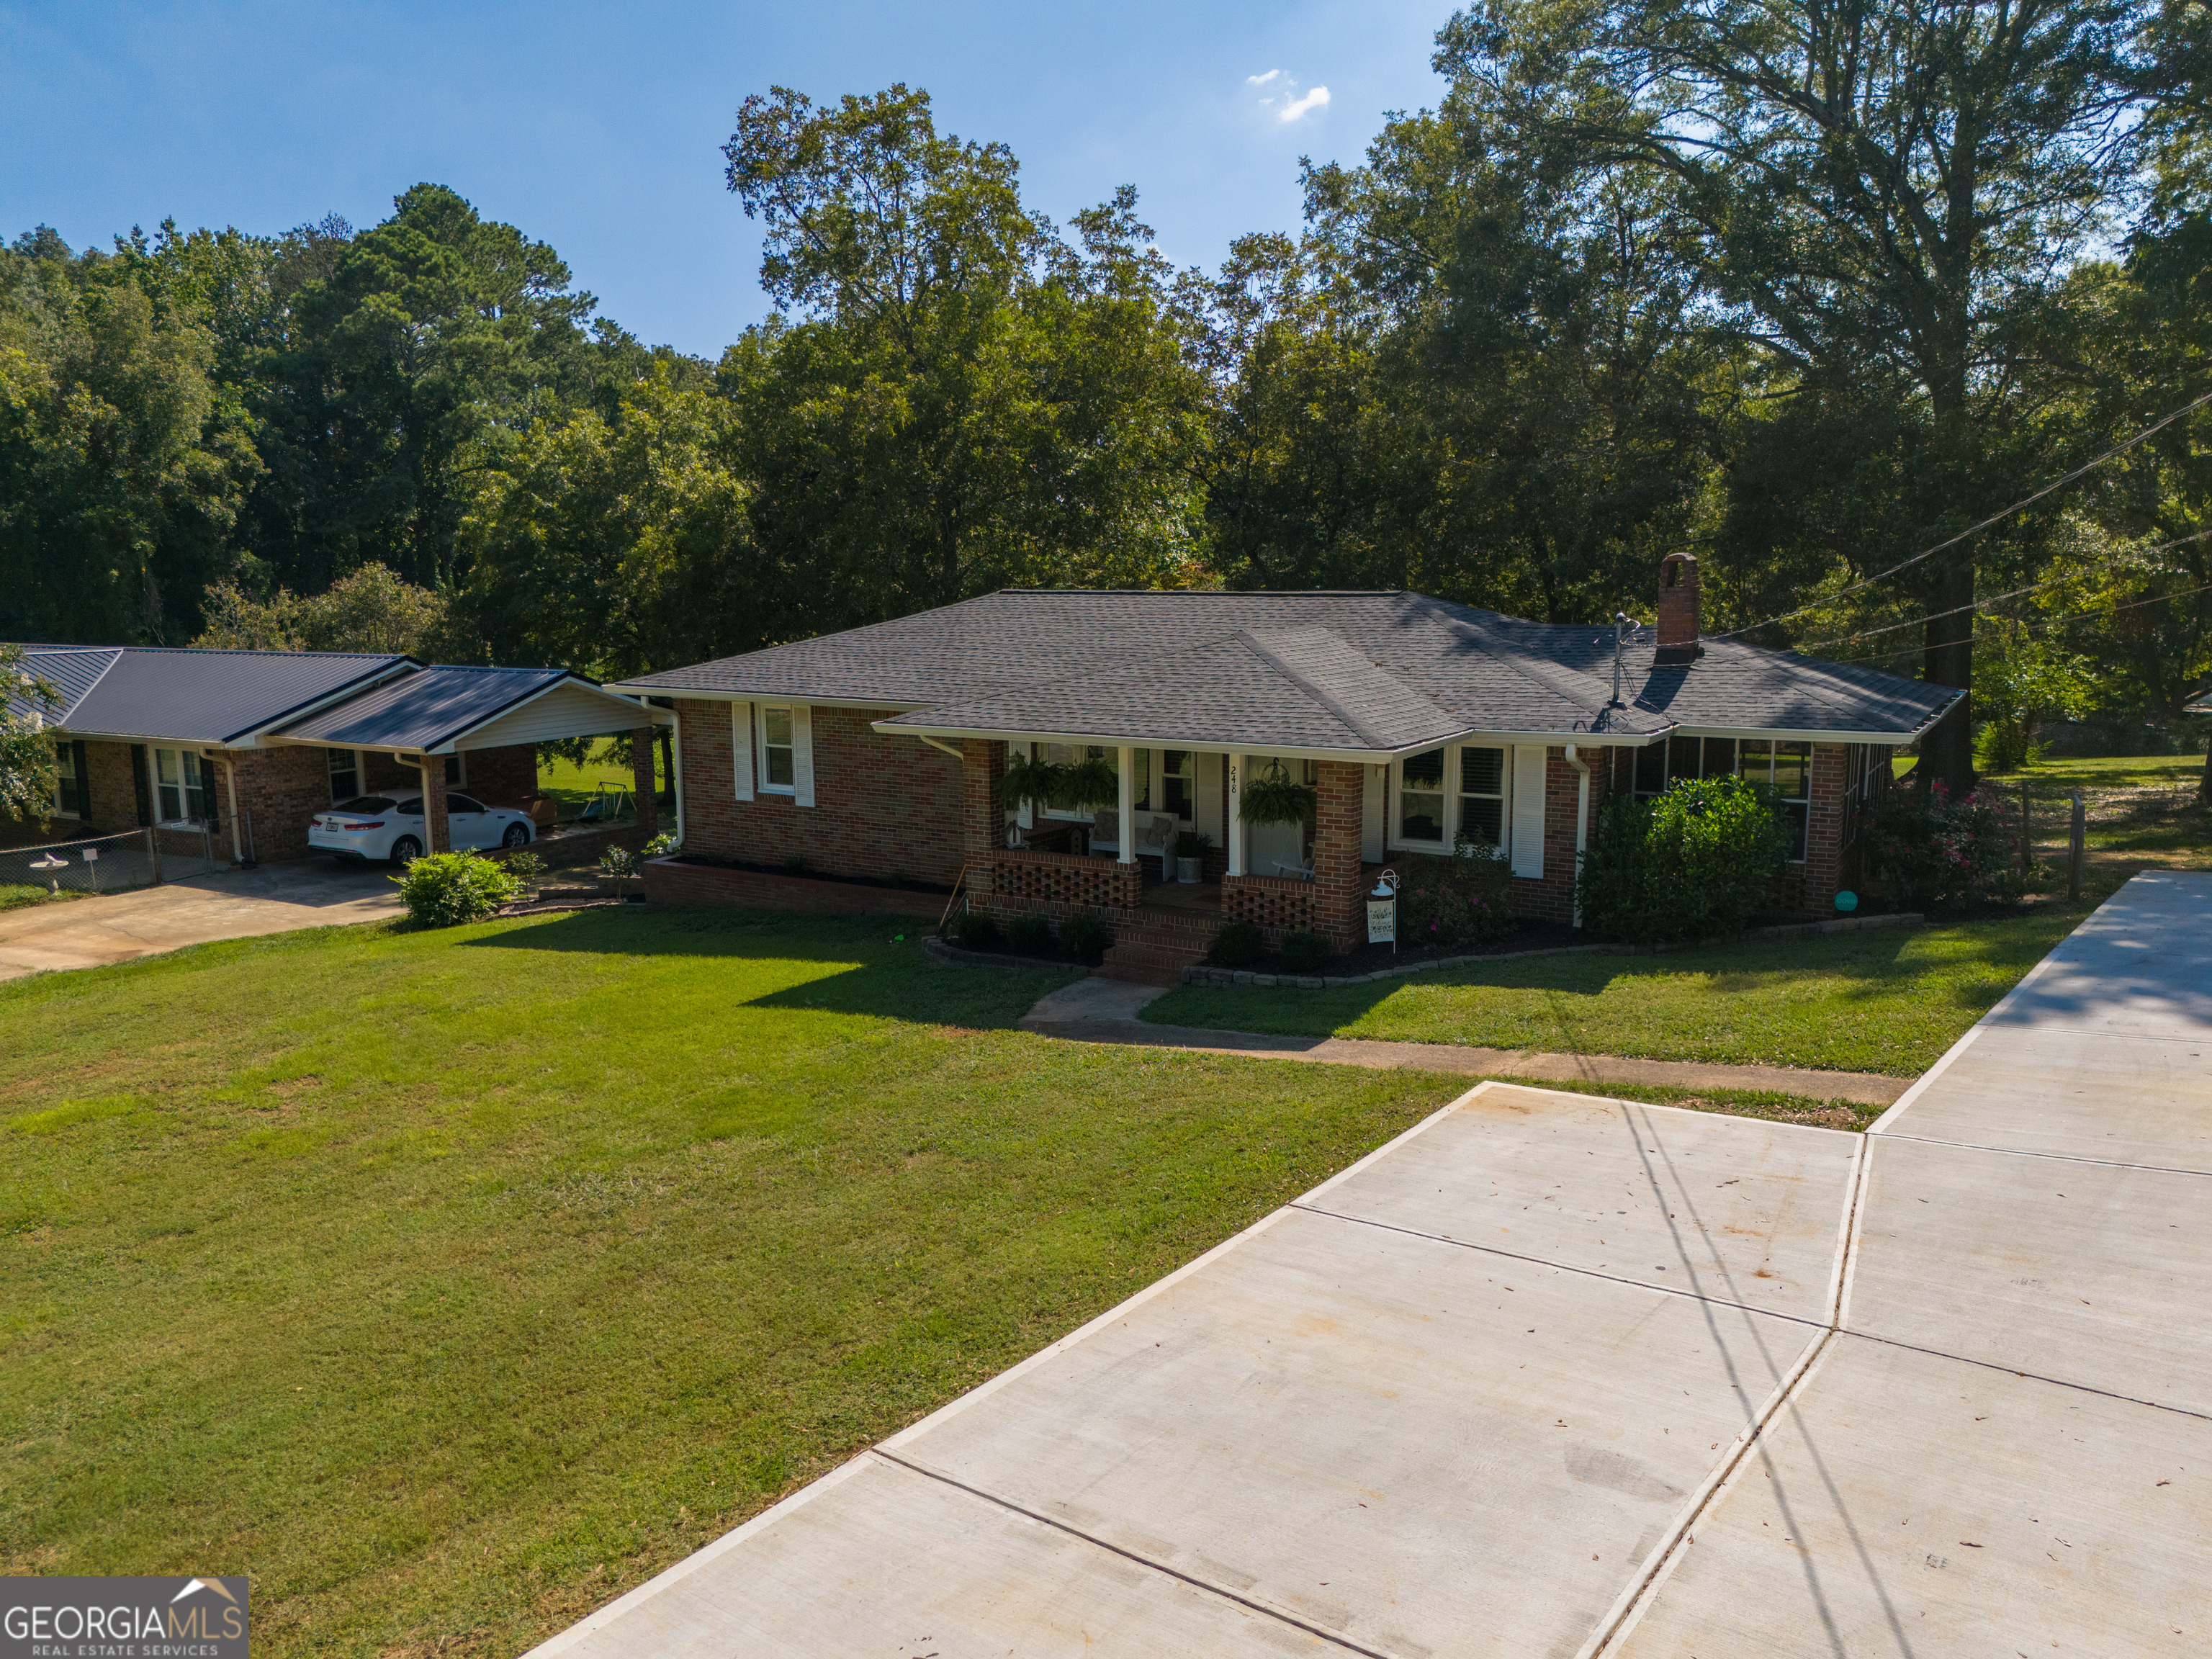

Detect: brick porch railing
[978, 849, 1141, 920]
[1221, 873, 1316, 935]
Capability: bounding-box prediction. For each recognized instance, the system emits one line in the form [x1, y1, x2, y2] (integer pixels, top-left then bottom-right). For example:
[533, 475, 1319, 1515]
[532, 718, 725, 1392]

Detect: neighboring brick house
[6, 646, 667, 863]
[613, 557, 1959, 979]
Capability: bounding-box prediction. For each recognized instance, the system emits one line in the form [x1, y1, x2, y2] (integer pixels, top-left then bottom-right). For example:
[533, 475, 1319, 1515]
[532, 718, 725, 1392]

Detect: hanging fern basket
[1241, 766, 1316, 826]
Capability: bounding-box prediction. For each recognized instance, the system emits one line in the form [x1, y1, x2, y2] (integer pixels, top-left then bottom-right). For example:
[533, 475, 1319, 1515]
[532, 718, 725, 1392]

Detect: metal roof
[10, 644, 409, 743]
[612, 590, 1958, 752]
[6, 647, 119, 724]
[272, 665, 574, 752]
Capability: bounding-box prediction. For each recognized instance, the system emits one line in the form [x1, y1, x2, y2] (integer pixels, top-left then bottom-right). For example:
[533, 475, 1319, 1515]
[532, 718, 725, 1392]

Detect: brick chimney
[1656, 551, 1701, 660]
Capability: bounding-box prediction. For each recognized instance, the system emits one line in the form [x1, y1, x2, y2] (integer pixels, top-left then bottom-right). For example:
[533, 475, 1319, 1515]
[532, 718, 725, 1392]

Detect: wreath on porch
[1241, 762, 1317, 826]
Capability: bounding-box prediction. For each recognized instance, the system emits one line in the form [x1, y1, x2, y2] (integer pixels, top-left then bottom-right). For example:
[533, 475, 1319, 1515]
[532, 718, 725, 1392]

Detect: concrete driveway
[531, 873, 2210, 1657]
[0, 860, 402, 981]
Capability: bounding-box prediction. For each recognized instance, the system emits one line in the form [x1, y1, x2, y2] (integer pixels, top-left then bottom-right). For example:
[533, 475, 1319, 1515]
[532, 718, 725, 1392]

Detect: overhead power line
[1711, 387, 2212, 643]
[1792, 526, 2212, 654]
[1826, 577, 2212, 667]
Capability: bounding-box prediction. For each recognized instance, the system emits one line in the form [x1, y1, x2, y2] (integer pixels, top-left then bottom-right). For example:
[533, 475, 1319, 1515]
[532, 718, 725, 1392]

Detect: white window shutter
[1360, 763, 1385, 861]
[1511, 745, 1547, 879]
[791, 705, 815, 807]
[730, 702, 754, 801]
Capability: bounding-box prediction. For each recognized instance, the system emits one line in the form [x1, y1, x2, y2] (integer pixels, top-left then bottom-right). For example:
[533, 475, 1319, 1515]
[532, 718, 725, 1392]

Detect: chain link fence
[0, 825, 225, 898]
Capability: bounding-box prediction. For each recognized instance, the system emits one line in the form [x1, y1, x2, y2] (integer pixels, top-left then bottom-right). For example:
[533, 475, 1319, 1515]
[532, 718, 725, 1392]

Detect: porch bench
[1086, 810, 1179, 875]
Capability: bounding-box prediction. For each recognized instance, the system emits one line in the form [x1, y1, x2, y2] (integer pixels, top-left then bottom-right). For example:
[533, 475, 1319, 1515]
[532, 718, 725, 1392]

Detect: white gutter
[604, 686, 923, 714]
[1564, 742, 1592, 930]
[868, 721, 1667, 765]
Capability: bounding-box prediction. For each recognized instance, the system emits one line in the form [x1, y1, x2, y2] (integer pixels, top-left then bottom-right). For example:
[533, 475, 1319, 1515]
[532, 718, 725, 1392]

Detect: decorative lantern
[1367, 868, 1399, 950]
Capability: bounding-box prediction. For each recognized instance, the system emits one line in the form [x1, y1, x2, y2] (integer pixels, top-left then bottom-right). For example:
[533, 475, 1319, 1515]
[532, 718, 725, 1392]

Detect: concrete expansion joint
[1578, 1130, 1873, 1658]
[1283, 1199, 1836, 1333]
[865, 1447, 1404, 1659]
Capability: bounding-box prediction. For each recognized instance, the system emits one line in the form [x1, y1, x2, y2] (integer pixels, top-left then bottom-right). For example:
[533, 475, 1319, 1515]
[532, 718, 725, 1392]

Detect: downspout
[220, 756, 245, 866]
[670, 707, 685, 846]
[1565, 743, 1592, 931]
[916, 734, 964, 762]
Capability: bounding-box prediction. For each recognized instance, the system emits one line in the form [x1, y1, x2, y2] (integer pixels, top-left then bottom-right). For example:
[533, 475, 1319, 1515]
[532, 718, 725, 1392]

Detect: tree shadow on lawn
[459, 907, 1079, 1028]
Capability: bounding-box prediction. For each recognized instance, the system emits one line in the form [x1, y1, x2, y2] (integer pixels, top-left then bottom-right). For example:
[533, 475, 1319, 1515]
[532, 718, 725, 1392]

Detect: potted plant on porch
[1173, 829, 1213, 884]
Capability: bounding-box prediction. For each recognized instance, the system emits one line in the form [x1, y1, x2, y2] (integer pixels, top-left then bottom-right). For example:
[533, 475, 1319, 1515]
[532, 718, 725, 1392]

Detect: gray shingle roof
[11, 644, 408, 743]
[273, 665, 570, 752]
[612, 590, 1959, 752]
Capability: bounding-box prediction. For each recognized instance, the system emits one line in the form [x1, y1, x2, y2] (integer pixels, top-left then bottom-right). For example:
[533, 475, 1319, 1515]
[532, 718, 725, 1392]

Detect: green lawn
[0, 881, 72, 914]
[1, 909, 1489, 1658]
[534, 746, 646, 820]
[1145, 906, 2091, 1075]
[1978, 750, 2207, 796]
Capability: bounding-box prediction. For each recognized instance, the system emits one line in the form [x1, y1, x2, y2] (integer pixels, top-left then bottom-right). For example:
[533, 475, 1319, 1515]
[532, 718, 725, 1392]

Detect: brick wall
[1800, 743, 1850, 911]
[645, 858, 945, 919]
[979, 850, 1140, 920]
[1313, 760, 1364, 949]
[1221, 874, 1317, 935]
[675, 698, 968, 888]
[81, 741, 145, 835]
[1506, 747, 1611, 925]
[464, 745, 539, 808]
[224, 745, 345, 863]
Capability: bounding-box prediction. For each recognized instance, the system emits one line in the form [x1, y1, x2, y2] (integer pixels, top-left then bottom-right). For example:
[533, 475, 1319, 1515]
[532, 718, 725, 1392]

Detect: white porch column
[1226, 752, 1244, 877]
[1116, 745, 1136, 865]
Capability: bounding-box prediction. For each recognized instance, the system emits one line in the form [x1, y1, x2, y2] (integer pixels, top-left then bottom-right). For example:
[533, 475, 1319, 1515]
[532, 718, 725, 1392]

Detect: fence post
[145, 824, 163, 885]
[2067, 793, 2085, 902]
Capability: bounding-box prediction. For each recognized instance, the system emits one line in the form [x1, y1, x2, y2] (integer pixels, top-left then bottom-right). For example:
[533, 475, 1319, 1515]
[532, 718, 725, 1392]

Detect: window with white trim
[328, 747, 361, 803]
[1458, 745, 1506, 847]
[759, 705, 796, 792]
[1139, 748, 1192, 819]
[53, 739, 81, 818]
[1744, 739, 1812, 862]
[1625, 737, 1811, 863]
[153, 747, 209, 825]
[1398, 747, 1446, 844]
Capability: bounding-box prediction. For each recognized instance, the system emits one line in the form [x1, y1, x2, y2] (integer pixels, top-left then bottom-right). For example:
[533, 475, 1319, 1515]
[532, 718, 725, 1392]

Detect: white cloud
[1246, 68, 1282, 86]
[1280, 84, 1331, 122]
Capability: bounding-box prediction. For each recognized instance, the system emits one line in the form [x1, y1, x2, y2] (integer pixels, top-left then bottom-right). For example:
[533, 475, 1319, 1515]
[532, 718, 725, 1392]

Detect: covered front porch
[957, 739, 1375, 960]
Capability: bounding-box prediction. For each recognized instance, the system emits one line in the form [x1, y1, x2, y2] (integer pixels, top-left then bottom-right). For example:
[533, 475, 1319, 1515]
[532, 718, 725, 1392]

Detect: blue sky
[1, 1, 1457, 357]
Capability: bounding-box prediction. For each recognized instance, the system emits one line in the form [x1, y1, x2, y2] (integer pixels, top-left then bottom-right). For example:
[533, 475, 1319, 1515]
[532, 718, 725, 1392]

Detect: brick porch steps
[1099, 907, 1220, 984]
[1098, 938, 1212, 986]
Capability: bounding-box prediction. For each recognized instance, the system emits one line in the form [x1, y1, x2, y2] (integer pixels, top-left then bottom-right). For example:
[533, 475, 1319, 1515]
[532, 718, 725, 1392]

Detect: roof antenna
[1609, 612, 1634, 708]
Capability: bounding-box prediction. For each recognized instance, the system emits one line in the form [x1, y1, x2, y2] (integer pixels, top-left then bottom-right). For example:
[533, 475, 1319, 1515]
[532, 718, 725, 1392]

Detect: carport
[265, 665, 675, 855]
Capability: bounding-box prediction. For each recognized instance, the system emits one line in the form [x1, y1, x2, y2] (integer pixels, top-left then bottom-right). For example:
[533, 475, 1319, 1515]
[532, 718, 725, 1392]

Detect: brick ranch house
[616, 555, 1960, 981]
[6, 644, 670, 863]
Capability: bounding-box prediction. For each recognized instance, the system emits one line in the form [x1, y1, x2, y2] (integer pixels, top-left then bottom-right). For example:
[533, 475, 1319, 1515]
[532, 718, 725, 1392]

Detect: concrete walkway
[1020, 974, 1910, 1106]
[529, 873, 2208, 1657]
[1607, 868, 2212, 1655]
[0, 861, 402, 981]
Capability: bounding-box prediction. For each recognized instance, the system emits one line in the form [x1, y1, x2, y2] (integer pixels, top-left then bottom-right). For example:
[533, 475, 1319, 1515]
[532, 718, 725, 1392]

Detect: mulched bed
[665, 853, 953, 896]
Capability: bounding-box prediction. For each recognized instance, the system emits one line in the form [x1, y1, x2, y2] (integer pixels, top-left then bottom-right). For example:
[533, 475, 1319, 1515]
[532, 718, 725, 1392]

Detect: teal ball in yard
[1834, 889, 1858, 912]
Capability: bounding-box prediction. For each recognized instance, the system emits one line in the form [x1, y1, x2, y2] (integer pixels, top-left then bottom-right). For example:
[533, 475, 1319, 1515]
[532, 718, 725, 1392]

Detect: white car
[310, 793, 536, 864]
